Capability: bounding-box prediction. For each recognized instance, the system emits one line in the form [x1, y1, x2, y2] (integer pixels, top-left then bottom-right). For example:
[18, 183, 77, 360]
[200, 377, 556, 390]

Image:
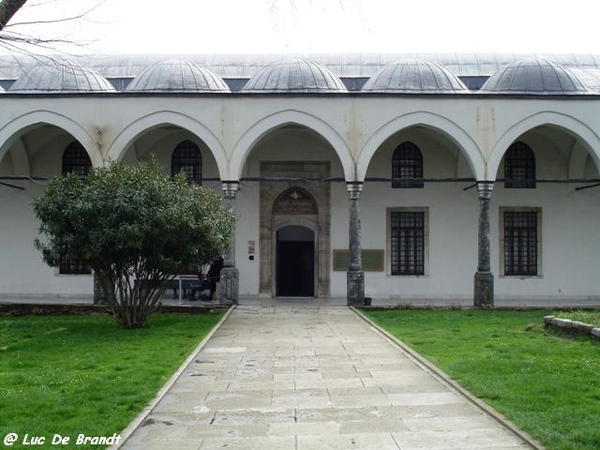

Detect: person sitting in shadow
[207, 257, 224, 300]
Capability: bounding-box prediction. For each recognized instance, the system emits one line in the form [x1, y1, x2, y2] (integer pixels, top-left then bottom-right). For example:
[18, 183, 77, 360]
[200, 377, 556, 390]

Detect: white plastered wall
[1, 95, 600, 302]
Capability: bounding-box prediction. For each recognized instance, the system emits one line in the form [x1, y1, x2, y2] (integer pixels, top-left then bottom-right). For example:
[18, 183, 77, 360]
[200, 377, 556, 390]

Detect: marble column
[347, 182, 364, 306]
[220, 181, 239, 304]
[474, 181, 494, 307]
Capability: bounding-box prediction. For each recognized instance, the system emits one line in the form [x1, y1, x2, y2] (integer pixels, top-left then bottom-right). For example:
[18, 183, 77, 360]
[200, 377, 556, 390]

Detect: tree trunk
[0, 0, 28, 31]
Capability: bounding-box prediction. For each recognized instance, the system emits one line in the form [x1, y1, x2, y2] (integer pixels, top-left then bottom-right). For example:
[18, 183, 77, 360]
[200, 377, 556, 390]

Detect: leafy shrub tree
[33, 159, 234, 328]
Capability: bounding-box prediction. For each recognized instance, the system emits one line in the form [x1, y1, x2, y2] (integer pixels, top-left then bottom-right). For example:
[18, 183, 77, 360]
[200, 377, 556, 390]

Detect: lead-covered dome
[8, 61, 116, 93]
[125, 59, 230, 92]
[362, 59, 468, 93]
[242, 58, 347, 93]
[479, 59, 588, 94]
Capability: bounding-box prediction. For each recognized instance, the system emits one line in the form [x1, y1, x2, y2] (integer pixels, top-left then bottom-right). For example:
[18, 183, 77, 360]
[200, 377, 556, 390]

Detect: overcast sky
[3, 0, 600, 55]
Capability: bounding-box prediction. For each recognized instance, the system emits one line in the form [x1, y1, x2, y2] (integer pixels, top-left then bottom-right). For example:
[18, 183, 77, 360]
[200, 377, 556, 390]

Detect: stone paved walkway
[117, 304, 539, 450]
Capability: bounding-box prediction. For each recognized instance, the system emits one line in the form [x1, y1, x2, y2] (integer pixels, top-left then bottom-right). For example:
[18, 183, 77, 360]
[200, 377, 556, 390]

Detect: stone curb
[543, 315, 600, 338]
[351, 306, 546, 450]
[108, 305, 237, 450]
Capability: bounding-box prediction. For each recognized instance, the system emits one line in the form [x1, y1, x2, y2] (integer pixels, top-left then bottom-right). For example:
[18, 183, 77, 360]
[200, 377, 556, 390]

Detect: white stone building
[1, 53, 599, 306]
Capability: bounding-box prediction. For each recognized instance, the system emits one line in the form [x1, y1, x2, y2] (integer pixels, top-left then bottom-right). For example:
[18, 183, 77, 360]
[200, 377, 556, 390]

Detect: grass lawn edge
[351, 306, 546, 450]
[108, 305, 237, 450]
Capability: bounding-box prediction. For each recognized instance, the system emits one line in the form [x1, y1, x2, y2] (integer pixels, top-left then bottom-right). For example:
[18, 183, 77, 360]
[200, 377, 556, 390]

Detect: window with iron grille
[504, 141, 536, 188]
[60, 142, 92, 275]
[503, 210, 538, 276]
[59, 255, 92, 275]
[62, 141, 91, 178]
[172, 140, 202, 184]
[390, 211, 425, 275]
[392, 141, 423, 188]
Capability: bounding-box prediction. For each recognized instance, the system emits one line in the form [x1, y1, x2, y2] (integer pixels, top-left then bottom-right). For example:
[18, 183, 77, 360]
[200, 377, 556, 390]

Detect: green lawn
[363, 309, 600, 450]
[0, 312, 224, 449]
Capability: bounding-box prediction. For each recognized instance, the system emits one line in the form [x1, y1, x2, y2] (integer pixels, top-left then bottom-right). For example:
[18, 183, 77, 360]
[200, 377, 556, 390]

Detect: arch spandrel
[357, 111, 485, 182]
[106, 111, 228, 180]
[488, 111, 600, 180]
[0, 110, 100, 168]
[229, 109, 354, 181]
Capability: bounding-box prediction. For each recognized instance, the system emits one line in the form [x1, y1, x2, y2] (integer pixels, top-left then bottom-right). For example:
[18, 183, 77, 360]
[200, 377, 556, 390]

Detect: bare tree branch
[0, 0, 107, 61]
[4, 0, 105, 28]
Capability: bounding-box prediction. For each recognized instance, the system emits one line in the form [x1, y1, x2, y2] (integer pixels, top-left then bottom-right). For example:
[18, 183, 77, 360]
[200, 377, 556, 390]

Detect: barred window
[503, 211, 538, 276]
[59, 255, 91, 275]
[504, 141, 535, 188]
[392, 142, 423, 188]
[172, 140, 202, 184]
[391, 211, 425, 275]
[60, 142, 92, 275]
[62, 141, 91, 178]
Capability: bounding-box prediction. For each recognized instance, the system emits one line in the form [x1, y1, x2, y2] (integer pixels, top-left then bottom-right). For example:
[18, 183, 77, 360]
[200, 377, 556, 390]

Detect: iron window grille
[60, 142, 92, 275]
[59, 255, 92, 275]
[172, 140, 202, 184]
[391, 211, 425, 275]
[504, 141, 536, 188]
[504, 211, 538, 276]
[392, 141, 423, 188]
[62, 141, 91, 178]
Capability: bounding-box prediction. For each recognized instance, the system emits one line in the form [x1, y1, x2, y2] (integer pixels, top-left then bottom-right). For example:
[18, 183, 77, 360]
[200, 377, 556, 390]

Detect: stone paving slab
[115, 304, 541, 450]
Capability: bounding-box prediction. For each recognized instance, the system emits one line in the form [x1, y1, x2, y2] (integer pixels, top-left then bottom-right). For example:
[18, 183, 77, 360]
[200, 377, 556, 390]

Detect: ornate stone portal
[260, 162, 331, 297]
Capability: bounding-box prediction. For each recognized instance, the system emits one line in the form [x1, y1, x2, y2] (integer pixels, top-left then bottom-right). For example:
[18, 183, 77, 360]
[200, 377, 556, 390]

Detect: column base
[474, 271, 494, 307]
[219, 267, 239, 305]
[347, 269, 365, 306]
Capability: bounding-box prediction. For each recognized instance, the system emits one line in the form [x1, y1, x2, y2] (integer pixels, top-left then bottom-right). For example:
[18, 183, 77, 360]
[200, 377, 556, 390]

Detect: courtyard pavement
[114, 300, 542, 450]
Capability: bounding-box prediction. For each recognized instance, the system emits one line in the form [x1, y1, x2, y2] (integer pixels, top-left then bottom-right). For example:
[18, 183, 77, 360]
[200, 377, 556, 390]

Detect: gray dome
[8, 61, 116, 93]
[242, 58, 347, 93]
[362, 59, 468, 93]
[126, 59, 230, 92]
[480, 59, 588, 94]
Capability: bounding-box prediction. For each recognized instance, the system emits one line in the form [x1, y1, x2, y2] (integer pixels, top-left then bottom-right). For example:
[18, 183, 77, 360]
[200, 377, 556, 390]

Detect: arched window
[60, 141, 92, 274]
[62, 141, 91, 177]
[172, 140, 202, 184]
[504, 141, 536, 188]
[392, 142, 423, 188]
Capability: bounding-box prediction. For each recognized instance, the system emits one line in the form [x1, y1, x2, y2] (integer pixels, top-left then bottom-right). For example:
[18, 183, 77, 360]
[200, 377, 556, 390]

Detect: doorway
[276, 225, 315, 297]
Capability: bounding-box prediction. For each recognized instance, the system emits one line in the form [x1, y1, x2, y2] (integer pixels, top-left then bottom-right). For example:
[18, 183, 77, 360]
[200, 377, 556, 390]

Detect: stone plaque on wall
[272, 188, 318, 215]
[333, 249, 385, 272]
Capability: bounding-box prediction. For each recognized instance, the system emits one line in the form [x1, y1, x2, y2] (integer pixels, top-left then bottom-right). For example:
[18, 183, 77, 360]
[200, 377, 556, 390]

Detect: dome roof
[242, 58, 347, 93]
[480, 59, 588, 94]
[8, 61, 116, 93]
[362, 59, 468, 93]
[125, 59, 230, 92]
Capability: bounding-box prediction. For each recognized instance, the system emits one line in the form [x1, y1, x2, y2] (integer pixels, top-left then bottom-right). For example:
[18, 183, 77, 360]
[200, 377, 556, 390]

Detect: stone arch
[357, 111, 485, 181]
[488, 111, 600, 180]
[229, 109, 354, 181]
[0, 110, 100, 168]
[106, 110, 228, 179]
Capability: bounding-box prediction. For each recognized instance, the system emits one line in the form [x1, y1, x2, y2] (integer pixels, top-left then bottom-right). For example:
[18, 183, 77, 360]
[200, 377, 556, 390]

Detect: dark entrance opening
[276, 225, 315, 297]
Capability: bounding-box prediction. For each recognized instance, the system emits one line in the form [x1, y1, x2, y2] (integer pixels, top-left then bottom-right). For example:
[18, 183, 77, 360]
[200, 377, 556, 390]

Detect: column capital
[476, 181, 494, 199]
[346, 181, 363, 199]
[221, 180, 239, 199]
